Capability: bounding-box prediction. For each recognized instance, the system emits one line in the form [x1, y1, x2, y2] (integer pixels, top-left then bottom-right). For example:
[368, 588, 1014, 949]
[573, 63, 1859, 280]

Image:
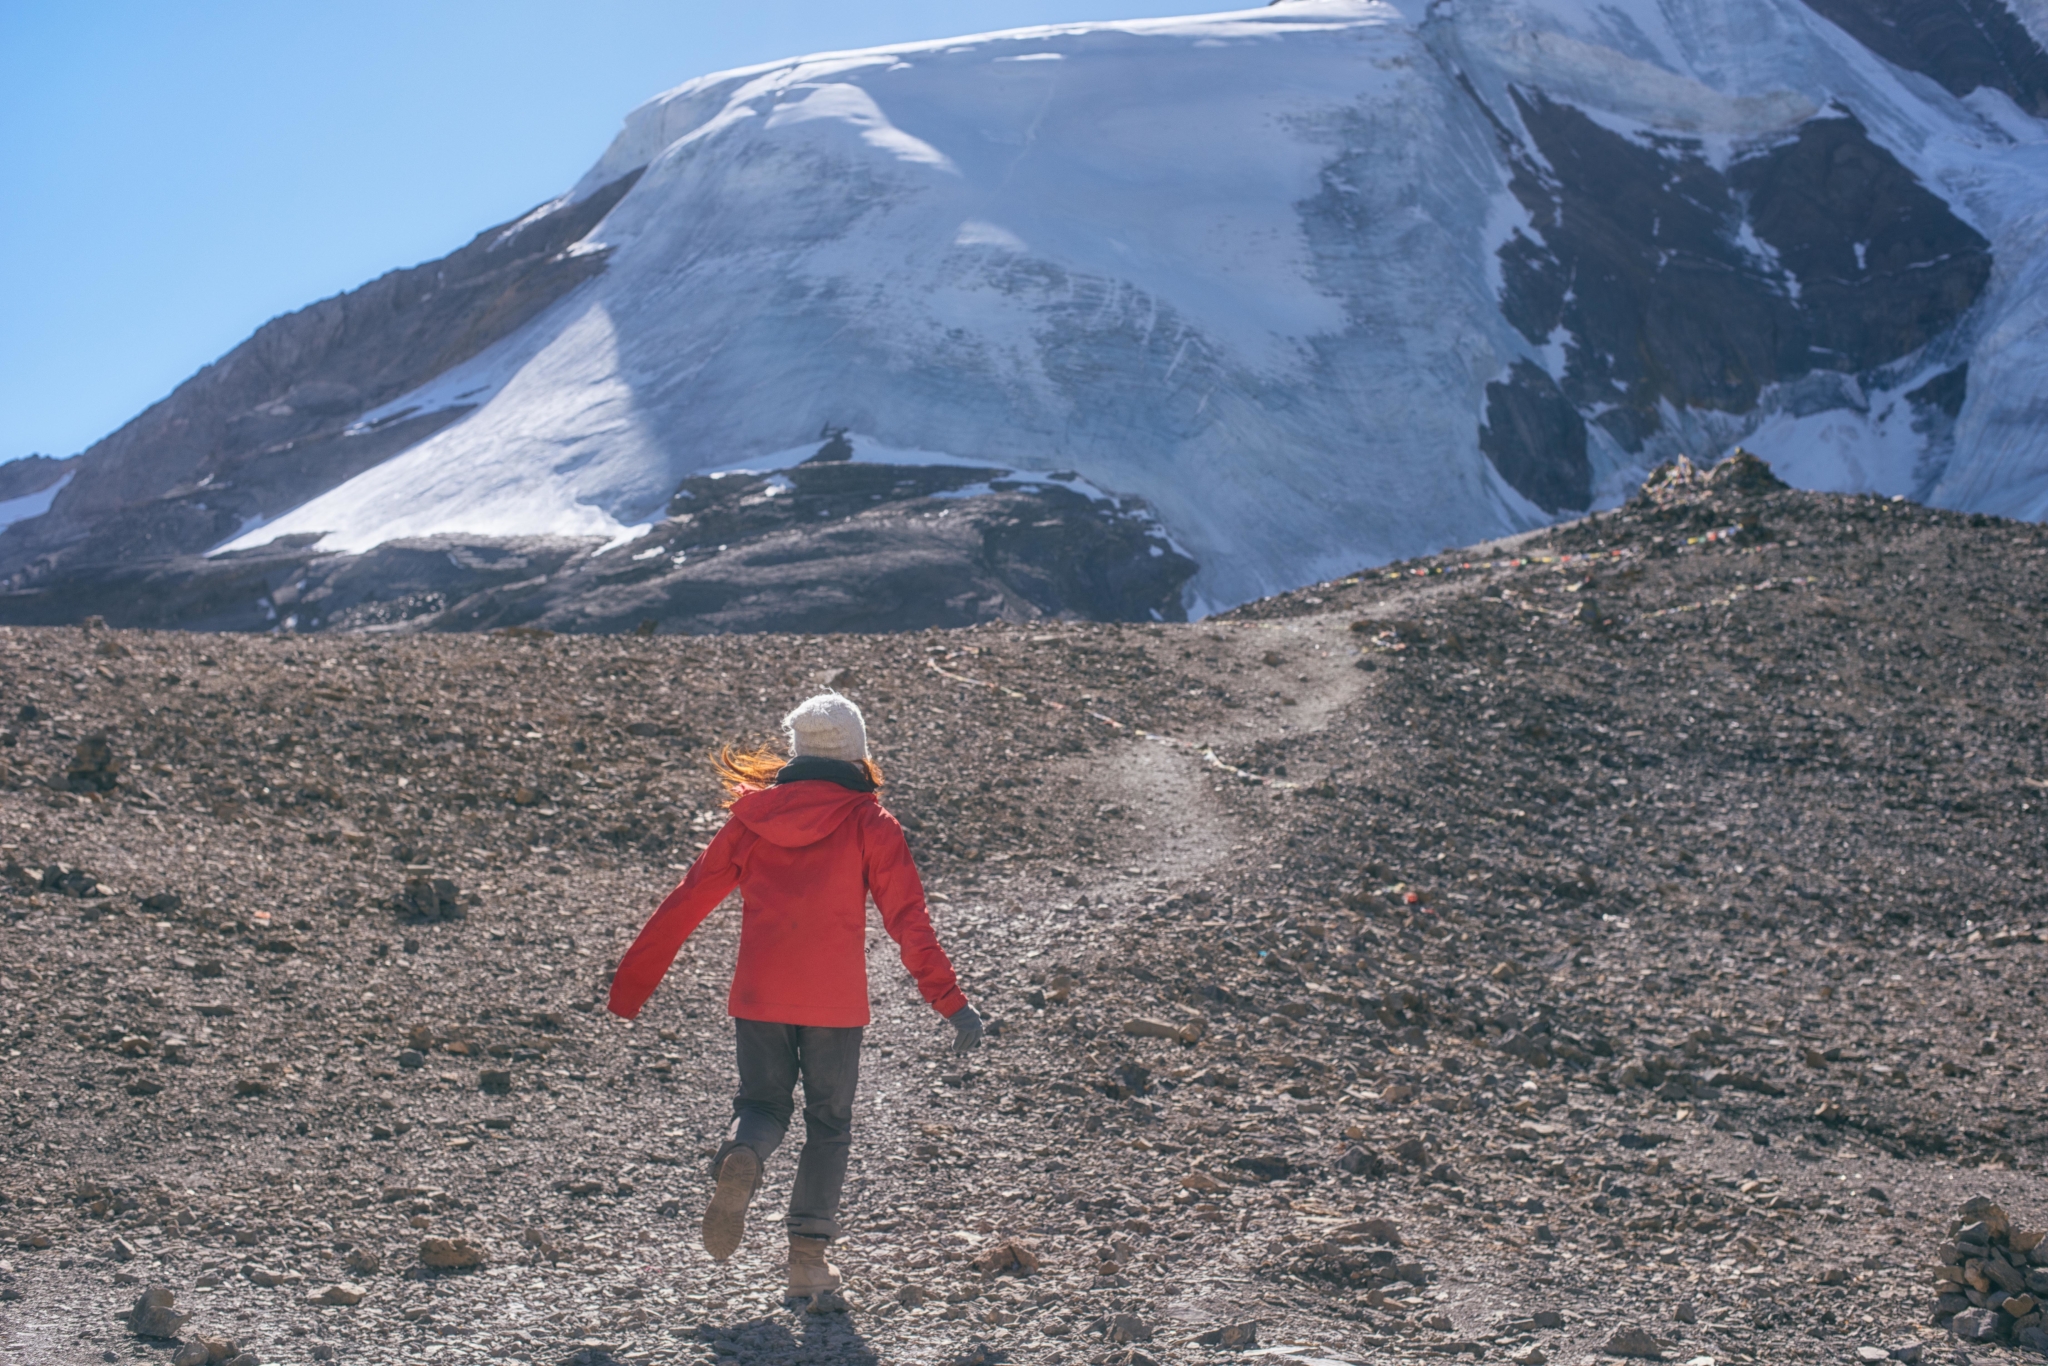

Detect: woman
[607, 692, 983, 1300]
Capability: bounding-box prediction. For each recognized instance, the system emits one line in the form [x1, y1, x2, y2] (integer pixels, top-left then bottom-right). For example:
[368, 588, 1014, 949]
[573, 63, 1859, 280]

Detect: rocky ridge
[0, 462, 2043, 1366]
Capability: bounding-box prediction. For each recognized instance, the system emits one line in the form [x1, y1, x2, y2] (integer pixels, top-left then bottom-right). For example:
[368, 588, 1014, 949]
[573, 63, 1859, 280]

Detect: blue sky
[0, 0, 1213, 463]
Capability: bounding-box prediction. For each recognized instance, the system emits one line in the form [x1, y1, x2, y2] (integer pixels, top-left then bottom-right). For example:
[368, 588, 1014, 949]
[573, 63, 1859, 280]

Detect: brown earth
[0, 462, 2044, 1366]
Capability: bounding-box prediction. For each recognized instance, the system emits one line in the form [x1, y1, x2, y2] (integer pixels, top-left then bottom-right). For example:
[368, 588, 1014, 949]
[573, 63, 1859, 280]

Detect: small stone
[109, 1236, 135, 1262]
[805, 1288, 852, 1314]
[1674, 1301, 1697, 1324]
[1887, 1343, 1925, 1363]
[121, 1285, 190, 1338]
[896, 1284, 931, 1307]
[1101, 1313, 1152, 1344]
[1179, 1170, 1226, 1192]
[1193, 1321, 1259, 1348]
[1336, 1146, 1385, 1177]
[224, 1354, 260, 1366]
[1857, 1349, 1891, 1364]
[244, 1266, 286, 1287]
[1121, 1016, 1200, 1043]
[343, 1246, 380, 1275]
[196, 1336, 239, 1362]
[233, 1076, 271, 1097]
[1602, 1327, 1663, 1358]
[418, 1236, 484, 1269]
[479, 1069, 512, 1094]
[1533, 1310, 1564, 1329]
[2000, 1291, 2035, 1317]
[968, 1240, 1040, 1276]
[1819, 1265, 1852, 1285]
[397, 1049, 425, 1070]
[1949, 1307, 2000, 1342]
[310, 1348, 336, 1363]
[1510, 1350, 1546, 1366]
[307, 1282, 366, 1306]
[172, 1342, 210, 1366]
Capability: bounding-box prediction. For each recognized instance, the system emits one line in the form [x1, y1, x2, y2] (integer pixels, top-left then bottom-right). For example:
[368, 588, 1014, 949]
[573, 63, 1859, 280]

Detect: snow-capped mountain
[5, 0, 2046, 625]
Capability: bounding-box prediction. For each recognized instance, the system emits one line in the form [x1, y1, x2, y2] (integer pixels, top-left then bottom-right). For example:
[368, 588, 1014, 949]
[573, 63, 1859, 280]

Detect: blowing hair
[714, 744, 883, 808]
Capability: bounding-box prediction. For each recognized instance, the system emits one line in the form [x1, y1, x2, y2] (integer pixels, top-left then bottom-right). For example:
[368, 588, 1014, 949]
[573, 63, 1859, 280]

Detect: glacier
[208, 0, 2048, 613]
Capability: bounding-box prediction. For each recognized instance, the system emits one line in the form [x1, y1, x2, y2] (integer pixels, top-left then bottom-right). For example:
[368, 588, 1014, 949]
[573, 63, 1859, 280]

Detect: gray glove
[950, 1003, 985, 1055]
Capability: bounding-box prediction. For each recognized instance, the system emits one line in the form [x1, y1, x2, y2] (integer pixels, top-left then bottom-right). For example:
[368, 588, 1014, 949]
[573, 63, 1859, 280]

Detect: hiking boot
[786, 1234, 842, 1296]
[701, 1146, 760, 1261]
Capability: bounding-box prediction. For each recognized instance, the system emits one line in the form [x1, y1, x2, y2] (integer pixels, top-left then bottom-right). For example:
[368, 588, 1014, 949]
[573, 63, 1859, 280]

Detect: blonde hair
[713, 744, 883, 808]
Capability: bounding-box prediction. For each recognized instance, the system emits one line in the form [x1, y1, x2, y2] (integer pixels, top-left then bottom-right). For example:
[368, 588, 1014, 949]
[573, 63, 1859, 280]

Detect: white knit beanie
[783, 692, 868, 762]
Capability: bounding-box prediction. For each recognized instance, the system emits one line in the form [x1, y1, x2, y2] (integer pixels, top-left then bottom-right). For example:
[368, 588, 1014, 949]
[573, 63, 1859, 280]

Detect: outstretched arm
[607, 819, 745, 1019]
[863, 806, 968, 1018]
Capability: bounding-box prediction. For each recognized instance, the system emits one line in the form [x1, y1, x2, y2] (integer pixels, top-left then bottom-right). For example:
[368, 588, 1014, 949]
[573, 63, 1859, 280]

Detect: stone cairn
[1931, 1196, 2048, 1354]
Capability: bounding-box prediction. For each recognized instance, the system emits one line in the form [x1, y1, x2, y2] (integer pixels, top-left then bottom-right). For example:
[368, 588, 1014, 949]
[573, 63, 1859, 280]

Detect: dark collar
[774, 755, 877, 792]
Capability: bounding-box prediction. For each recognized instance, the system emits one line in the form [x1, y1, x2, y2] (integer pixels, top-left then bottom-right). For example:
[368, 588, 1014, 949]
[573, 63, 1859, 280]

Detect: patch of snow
[0, 471, 71, 532]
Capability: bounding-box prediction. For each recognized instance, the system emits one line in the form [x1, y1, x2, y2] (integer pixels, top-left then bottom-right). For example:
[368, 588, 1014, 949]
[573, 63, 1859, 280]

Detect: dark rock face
[1479, 362, 1591, 513]
[0, 171, 644, 585]
[1489, 93, 1990, 474]
[1796, 0, 2048, 115]
[0, 463, 1195, 634]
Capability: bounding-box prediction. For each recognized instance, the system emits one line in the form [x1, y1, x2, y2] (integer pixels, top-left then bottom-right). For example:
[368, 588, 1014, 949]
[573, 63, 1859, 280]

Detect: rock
[559, 1351, 625, 1366]
[479, 1068, 512, 1094]
[1099, 1313, 1152, 1344]
[1857, 1348, 1891, 1364]
[418, 1236, 484, 1269]
[397, 1049, 425, 1069]
[109, 1236, 135, 1262]
[1180, 1170, 1227, 1192]
[233, 1077, 270, 1097]
[1229, 1153, 1292, 1181]
[120, 1285, 189, 1338]
[896, 1284, 931, 1307]
[945, 1342, 1001, 1366]
[805, 1287, 852, 1314]
[1510, 1349, 1546, 1366]
[171, 1342, 210, 1366]
[1194, 1321, 1259, 1348]
[244, 1266, 286, 1287]
[1949, 1307, 2000, 1342]
[1886, 1341, 1925, 1363]
[393, 872, 463, 922]
[1336, 1146, 1386, 1177]
[65, 735, 121, 793]
[968, 1240, 1040, 1276]
[1122, 1016, 1200, 1043]
[342, 1246, 380, 1275]
[224, 1355, 259, 1366]
[307, 1282, 366, 1306]
[1602, 1327, 1664, 1358]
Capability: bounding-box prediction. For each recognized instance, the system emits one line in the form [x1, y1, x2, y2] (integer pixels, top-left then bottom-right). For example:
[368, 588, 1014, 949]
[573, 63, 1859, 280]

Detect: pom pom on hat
[783, 693, 868, 762]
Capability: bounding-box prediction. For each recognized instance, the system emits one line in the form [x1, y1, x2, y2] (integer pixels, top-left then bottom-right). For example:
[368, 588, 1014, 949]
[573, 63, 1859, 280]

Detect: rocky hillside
[0, 464, 2042, 1365]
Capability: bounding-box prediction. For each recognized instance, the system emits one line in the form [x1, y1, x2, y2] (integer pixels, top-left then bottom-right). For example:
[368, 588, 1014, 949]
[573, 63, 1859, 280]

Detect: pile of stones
[1931, 1196, 2048, 1353]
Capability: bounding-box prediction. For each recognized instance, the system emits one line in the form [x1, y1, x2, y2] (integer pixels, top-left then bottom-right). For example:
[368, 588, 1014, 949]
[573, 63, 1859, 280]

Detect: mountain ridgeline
[2, 0, 2044, 632]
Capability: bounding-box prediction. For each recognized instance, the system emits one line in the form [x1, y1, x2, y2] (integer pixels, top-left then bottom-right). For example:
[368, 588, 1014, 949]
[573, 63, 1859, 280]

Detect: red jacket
[606, 781, 966, 1026]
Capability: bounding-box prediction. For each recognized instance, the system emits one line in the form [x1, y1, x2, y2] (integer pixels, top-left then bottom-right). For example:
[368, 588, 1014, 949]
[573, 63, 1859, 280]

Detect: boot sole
[701, 1148, 759, 1262]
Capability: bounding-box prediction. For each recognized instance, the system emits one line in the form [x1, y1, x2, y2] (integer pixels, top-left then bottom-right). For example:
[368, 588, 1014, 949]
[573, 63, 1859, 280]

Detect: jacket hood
[729, 781, 876, 848]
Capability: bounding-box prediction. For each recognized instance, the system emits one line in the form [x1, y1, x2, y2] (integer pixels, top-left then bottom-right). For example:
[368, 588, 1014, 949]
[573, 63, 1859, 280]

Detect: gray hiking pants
[715, 1019, 863, 1241]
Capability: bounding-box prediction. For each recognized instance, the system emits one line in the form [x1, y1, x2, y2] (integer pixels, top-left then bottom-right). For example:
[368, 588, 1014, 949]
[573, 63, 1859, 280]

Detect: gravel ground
[2, 461, 2044, 1366]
